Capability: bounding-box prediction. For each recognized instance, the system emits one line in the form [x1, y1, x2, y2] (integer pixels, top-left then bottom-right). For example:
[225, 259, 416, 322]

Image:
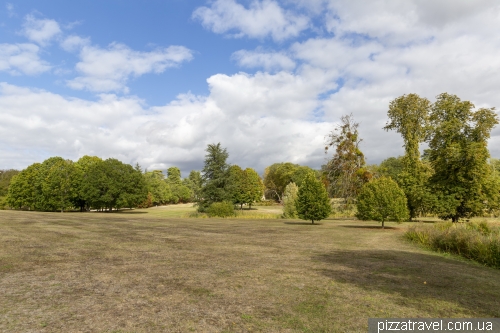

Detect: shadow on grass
[284, 222, 323, 225]
[339, 225, 398, 230]
[313, 249, 500, 316]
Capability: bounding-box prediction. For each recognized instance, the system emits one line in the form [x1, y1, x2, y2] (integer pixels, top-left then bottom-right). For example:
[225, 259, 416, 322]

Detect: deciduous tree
[384, 94, 434, 220]
[324, 114, 369, 207]
[427, 93, 499, 221]
[356, 177, 409, 228]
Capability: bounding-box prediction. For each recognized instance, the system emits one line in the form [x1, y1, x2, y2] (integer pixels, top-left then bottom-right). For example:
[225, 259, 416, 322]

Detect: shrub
[405, 221, 500, 268]
[356, 177, 409, 228]
[207, 201, 236, 218]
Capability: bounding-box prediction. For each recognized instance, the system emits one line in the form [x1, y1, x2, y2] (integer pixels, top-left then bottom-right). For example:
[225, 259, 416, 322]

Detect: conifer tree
[296, 174, 331, 224]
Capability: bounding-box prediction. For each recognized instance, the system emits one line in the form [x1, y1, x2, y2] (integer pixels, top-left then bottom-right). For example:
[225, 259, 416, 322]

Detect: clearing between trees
[1, 209, 499, 332]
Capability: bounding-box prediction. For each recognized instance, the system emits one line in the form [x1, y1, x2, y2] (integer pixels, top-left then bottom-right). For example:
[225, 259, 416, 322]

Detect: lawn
[1, 208, 499, 332]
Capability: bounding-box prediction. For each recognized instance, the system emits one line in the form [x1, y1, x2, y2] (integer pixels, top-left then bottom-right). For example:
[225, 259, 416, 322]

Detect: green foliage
[324, 114, 369, 206]
[41, 157, 78, 212]
[405, 222, 500, 268]
[384, 94, 434, 220]
[183, 170, 202, 201]
[206, 201, 236, 218]
[263, 162, 315, 202]
[73, 155, 103, 211]
[6, 163, 41, 210]
[377, 157, 404, 181]
[81, 158, 147, 210]
[428, 93, 499, 222]
[0, 169, 19, 197]
[165, 167, 191, 204]
[0, 196, 7, 210]
[7, 158, 79, 212]
[356, 177, 409, 228]
[144, 170, 171, 205]
[296, 174, 331, 224]
[199, 143, 230, 211]
[282, 182, 299, 218]
[227, 165, 246, 208]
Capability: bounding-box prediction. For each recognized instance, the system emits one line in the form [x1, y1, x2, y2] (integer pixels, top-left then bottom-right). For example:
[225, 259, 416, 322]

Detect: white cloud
[60, 35, 90, 52]
[6, 3, 15, 17]
[3, 0, 500, 174]
[21, 14, 61, 46]
[0, 43, 51, 75]
[67, 43, 193, 93]
[232, 49, 295, 71]
[0, 71, 334, 174]
[193, 0, 309, 41]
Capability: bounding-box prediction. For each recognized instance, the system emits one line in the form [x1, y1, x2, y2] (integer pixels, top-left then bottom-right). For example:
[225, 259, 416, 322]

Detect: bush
[207, 201, 236, 218]
[405, 221, 500, 268]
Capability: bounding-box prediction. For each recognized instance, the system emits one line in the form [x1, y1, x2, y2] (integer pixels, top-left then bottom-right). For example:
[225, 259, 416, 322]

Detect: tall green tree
[42, 158, 78, 212]
[428, 93, 499, 221]
[263, 163, 315, 202]
[227, 165, 246, 209]
[6, 163, 41, 210]
[356, 177, 409, 228]
[296, 174, 332, 224]
[199, 143, 230, 211]
[243, 168, 264, 208]
[166, 167, 191, 203]
[282, 182, 299, 218]
[384, 94, 434, 220]
[144, 170, 171, 205]
[73, 155, 102, 211]
[377, 157, 404, 181]
[324, 114, 370, 207]
[81, 158, 147, 211]
[0, 169, 19, 197]
[183, 170, 202, 202]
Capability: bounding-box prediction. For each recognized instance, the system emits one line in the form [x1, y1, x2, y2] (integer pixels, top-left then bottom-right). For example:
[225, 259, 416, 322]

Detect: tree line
[2, 92, 498, 224]
[323, 92, 499, 224]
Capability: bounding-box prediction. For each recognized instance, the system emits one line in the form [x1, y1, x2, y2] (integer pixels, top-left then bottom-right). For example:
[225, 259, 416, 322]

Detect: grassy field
[1, 207, 499, 333]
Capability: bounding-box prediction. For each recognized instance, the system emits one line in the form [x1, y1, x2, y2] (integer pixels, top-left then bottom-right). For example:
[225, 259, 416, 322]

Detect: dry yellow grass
[1, 209, 499, 332]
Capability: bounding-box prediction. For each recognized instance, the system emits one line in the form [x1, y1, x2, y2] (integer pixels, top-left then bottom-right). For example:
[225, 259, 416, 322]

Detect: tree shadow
[284, 222, 323, 225]
[339, 225, 398, 230]
[312, 249, 500, 316]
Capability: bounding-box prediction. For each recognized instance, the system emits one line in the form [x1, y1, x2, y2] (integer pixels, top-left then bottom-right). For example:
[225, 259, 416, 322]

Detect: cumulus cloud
[21, 14, 61, 46]
[232, 49, 295, 71]
[67, 43, 193, 93]
[4, 0, 500, 175]
[192, 0, 309, 41]
[60, 35, 91, 52]
[0, 79, 333, 174]
[0, 43, 51, 75]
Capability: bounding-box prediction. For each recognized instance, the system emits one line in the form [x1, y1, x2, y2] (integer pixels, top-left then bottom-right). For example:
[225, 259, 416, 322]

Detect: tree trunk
[382, 220, 385, 229]
[311, 220, 315, 224]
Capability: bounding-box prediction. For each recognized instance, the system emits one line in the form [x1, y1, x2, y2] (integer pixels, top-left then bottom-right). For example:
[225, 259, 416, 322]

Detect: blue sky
[1, 0, 500, 176]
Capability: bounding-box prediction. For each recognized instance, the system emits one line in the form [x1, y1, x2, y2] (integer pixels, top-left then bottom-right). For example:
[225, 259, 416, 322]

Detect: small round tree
[356, 177, 409, 228]
[296, 174, 332, 224]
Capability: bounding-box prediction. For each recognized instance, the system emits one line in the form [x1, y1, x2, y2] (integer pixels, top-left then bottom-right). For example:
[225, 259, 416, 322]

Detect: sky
[1, 0, 500, 177]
